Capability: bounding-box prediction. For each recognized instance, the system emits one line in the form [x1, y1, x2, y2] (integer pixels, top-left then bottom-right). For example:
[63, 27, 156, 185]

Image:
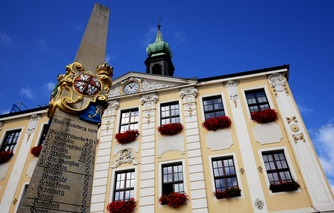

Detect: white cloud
[0, 28, 17, 49]
[297, 103, 312, 115]
[45, 82, 55, 91]
[142, 26, 157, 47]
[313, 125, 334, 191]
[173, 31, 186, 47]
[1, 109, 10, 115]
[20, 87, 34, 99]
[105, 54, 117, 63]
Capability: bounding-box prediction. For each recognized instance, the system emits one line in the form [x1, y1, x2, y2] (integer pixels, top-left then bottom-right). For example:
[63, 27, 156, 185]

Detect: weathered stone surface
[20, 110, 98, 212]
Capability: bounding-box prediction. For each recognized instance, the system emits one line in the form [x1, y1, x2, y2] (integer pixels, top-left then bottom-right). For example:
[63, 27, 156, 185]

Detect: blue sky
[1, 1, 333, 191]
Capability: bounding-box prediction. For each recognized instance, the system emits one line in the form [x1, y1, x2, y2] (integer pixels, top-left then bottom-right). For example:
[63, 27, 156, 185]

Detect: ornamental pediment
[108, 72, 196, 98]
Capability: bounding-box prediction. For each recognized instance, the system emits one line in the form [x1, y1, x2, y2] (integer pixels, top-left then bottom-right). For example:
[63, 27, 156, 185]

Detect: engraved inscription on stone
[20, 110, 98, 213]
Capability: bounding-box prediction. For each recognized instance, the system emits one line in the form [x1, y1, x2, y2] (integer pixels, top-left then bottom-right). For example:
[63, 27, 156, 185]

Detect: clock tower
[144, 20, 175, 76]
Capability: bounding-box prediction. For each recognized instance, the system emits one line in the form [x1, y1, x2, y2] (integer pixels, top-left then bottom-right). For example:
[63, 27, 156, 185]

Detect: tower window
[113, 170, 135, 201]
[152, 64, 162, 75]
[212, 157, 238, 191]
[162, 162, 184, 195]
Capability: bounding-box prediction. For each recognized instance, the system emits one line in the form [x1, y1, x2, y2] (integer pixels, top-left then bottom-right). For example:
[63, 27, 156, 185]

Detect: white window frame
[258, 146, 301, 195]
[0, 127, 23, 153]
[158, 99, 183, 126]
[208, 153, 243, 201]
[116, 106, 141, 133]
[34, 122, 49, 146]
[15, 182, 29, 212]
[108, 165, 138, 202]
[199, 92, 228, 122]
[158, 159, 187, 207]
[242, 86, 274, 120]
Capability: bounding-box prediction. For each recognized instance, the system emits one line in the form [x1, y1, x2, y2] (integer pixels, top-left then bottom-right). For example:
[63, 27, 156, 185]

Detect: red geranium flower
[251, 109, 278, 124]
[269, 180, 300, 193]
[159, 192, 188, 208]
[202, 116, 232, 131]
[0, 151, 14, 164]
[115, 130, 139, 145]
[106, 199, 137, 213]
[158, 123, 183, 136]
[31, 146, 42, 157]
[213, 187, 241, 199]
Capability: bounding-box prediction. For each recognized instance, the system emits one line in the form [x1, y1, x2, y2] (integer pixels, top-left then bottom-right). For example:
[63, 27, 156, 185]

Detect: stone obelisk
[19, 3, 112, 213]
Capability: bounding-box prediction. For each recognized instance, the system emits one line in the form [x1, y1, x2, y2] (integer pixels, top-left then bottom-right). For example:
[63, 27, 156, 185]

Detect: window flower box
[269, 180, 300, 193]
[158, 123, 183, 136]
[213, 187, 241, 199]
[115, 130, 139, 145]
[31, 145, 42, 157]
[251, 109, 278, 124]
[106, 199, 137, 213]
[202, 116, 232, 131]
[0, 151, 14, 164]
[159, 192, 188, 208]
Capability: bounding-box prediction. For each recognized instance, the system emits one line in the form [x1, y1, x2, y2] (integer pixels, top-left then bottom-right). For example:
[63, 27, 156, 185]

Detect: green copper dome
[146, 24, 172, 58]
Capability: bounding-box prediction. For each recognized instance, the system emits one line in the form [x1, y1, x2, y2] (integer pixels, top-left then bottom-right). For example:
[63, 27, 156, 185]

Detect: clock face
[123, 81, 140, 94]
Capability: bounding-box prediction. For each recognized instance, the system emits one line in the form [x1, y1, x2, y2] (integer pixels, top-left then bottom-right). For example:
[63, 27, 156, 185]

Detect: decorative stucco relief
[140, 94, 158, 124]
[254, 198, 265, 210]
[158, 134, 185, 157]
[285, 115, 305, 143]
[26, 157, 38, 178]
[103, 101, 119, 132]
[0, 163, 9, 182]
[109, 77, 178, 98]
[268, 73, 289, 96]
[111, 148, 140, 168]
[26, 114, 41, 142]
[252, 123, 282, 144]
[206, 129, 233, 150]
[225, 80, 239, 108]
[180, 87, 198, 117]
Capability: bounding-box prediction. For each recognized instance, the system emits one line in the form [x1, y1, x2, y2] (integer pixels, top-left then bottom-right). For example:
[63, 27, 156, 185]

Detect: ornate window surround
[158, 100, 182, 125]
[116, 106, 142, 133]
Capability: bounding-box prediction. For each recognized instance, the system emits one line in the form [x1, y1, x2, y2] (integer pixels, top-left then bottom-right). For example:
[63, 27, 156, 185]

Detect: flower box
[202, 116, 231, 131]
[269, 180, 300, 193]
[159, 192, 188, 208]
[158, 123, 183, 136]
[251, 109, 278, 124]
[115, 130, 139, 145]
[31, 146, 42, 157]
[106, 199, 137, 213]
[213, 187, 241, 199]
[0, 151, 14, 164]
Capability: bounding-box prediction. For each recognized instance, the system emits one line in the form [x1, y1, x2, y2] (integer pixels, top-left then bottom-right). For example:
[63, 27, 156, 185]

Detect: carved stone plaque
[20, 110, 97, 212]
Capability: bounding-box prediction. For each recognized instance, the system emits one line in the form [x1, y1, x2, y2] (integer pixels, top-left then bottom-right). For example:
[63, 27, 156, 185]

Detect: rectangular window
[0, 129, 21, 152]
[119, 109, 139, 132]
[114, 170, 135, 201]
[161, 102, 180, 125]
[262, 151, 293, 185]
[212, 157, 238, 191]
[203, 96, 225, 120]
[162, 163, 184, 195]
[17, 184, 29, 211]
[38, 124, 49, 146]
[245, 89, 270, 113]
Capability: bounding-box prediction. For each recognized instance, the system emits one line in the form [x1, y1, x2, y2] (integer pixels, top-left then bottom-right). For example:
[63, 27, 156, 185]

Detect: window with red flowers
[202, 96, 225, 120]
[212, 157, 239, 191]
[119, 109, 139, 133]
[1, 129, 21, 152]
[162, 163, 184, 196]
[160, 102, 180, 125]
[113, 170, 135, 201]
[262, 150, 293, 185]
[245, 89, 270, 113]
